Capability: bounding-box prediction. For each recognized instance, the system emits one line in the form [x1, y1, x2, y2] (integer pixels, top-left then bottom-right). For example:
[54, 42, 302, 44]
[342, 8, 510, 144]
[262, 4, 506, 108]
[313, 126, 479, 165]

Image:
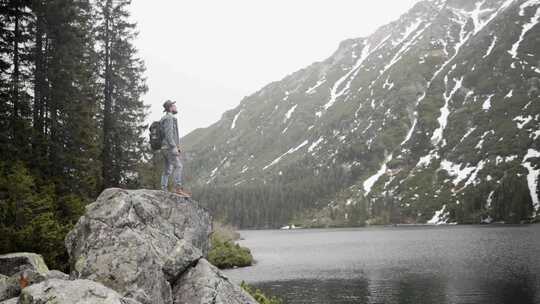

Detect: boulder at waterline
[65, 188, 212, 304]
[173, 259, 257, 304]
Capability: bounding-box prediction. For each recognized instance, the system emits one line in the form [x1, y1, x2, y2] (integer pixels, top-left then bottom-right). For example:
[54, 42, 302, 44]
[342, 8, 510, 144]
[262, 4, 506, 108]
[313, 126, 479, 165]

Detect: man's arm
[162, 117, 180, 154]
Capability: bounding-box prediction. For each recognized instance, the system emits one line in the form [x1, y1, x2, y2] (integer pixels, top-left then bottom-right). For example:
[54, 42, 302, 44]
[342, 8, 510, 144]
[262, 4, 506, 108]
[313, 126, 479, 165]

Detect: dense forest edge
[0, 0, 148, 271]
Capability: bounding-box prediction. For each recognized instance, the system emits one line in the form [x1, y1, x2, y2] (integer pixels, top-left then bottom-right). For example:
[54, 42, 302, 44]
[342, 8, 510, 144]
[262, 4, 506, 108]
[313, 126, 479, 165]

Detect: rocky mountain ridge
[183, 0, 540, 227]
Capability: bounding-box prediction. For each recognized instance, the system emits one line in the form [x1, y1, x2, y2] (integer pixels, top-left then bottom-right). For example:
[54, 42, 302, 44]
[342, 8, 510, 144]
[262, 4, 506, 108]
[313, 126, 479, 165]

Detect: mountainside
[182, 0, 540, 228]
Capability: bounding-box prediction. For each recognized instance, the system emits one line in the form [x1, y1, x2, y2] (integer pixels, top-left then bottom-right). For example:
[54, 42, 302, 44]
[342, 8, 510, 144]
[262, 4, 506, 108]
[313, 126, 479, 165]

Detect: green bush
[240, 281, 283, 304]
[0, 162, 75, 271]
[208, 234, 253, 269]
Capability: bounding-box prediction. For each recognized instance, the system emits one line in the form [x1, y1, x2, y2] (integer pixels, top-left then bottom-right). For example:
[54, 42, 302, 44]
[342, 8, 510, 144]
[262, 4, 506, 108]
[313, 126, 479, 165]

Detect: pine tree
[96, 0, 147, 189]
[33, 0, 101, 200]
[0, 0, 33, 161]
[0, 0, 147, 270]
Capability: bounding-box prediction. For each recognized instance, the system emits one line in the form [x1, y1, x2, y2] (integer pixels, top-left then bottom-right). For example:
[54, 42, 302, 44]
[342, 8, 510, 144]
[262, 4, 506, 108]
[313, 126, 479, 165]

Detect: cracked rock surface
[65, 188, 255, 304]
[18, 279, 141, 304]
[173, 259, 257, 304]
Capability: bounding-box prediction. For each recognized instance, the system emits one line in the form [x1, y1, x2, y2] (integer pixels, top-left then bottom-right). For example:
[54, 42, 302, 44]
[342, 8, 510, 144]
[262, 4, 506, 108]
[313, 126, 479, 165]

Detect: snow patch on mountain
[427, 204, 449, 225]
[263, 140, 309, 170]
[306, 78, 326, 94]
[514, 115, 533, 129]
[207, 157, 229, 184]
[522, 149, 540, 212]
[308, 137, 325, 153]
[482, 94, 494, 110]
[231, 110, 243, 129]
[431, 76, 464, 145]
[483, 35, 497, 58]
[284, 104, 298, 122]
[363, 154, 393, 195]
[508, 4, 540, 59]
[440, 160, 477, 186]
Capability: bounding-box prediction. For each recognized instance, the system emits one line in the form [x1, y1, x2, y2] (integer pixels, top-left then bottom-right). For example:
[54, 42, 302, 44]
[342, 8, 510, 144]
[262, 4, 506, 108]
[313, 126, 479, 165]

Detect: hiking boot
[174, 187, 192, 198]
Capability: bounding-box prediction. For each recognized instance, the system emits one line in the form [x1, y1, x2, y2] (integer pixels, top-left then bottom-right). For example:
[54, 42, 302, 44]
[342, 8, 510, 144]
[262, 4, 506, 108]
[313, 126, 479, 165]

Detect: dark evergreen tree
[96, 0, 147, 188]
[0, 0, 33, 161]
[0, 0, 147, 270]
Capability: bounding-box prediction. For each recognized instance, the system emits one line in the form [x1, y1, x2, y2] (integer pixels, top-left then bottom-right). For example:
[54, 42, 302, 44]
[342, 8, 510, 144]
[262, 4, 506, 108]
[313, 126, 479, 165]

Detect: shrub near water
[208, 233, 253, 269]
[241, 282, 283, 304]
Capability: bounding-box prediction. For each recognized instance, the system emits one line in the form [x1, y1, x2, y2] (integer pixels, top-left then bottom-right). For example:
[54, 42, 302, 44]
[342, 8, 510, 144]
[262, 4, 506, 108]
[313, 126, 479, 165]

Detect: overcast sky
[130, 0, 420, 136]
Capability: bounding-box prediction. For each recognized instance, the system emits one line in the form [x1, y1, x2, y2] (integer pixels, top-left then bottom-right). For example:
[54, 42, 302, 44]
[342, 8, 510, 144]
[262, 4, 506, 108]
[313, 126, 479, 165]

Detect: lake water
[223, 225, 540, 304]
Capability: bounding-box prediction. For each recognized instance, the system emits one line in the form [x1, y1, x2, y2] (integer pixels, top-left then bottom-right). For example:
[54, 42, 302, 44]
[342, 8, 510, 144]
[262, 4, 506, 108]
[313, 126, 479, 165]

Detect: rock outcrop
[0, 253, 51, 302]
[64, 188, 256, 304]
[1, 188, 257, 304]
[173, 259, 256, 304]
[18, 279, 140, 304]
[0, 275, 19, 302]
[0, 253, 49, 278]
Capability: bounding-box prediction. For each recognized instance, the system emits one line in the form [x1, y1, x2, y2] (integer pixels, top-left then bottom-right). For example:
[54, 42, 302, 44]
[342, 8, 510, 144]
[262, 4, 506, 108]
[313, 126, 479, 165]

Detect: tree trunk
[12, 6, 20, 141]
[102, 0, 113, 188]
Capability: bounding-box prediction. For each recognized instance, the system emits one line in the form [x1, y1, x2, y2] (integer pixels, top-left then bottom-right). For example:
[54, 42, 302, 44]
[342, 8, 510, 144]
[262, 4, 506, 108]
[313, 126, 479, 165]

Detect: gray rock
[18, 279, 141, 304]
[65, 188, 212, 304]
[0, 298, 18, 304]
[0, 253, 52, 301]
[43, 270, 69, 281]
[0, 253, 48, 277]
[173, 259, 257, 304]
[162, 240, 203, 283]
[0, 275, 19, 302]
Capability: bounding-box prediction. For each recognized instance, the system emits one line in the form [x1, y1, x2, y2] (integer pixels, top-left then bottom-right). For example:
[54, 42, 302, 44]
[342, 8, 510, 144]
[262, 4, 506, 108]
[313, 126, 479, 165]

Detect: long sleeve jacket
[160, 113, 180, 153]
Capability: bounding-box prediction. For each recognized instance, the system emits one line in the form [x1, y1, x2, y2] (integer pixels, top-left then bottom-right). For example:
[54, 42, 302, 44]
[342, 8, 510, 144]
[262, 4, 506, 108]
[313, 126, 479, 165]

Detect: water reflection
[254, 272, 538, 304]
[227, 226, 540, 304]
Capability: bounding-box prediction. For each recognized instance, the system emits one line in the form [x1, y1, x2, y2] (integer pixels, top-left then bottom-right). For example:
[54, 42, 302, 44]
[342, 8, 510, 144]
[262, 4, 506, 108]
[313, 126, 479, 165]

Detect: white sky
[130, 0, 420, 136]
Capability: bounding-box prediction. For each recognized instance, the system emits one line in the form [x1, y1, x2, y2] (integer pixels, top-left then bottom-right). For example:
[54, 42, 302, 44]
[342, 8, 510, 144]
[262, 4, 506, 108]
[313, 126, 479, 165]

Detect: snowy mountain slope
[182, 0, 540, 227]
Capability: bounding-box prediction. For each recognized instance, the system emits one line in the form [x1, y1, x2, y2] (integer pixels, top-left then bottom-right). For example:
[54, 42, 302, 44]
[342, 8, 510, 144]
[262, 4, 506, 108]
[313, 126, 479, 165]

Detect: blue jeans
[161, 149, 183, 190]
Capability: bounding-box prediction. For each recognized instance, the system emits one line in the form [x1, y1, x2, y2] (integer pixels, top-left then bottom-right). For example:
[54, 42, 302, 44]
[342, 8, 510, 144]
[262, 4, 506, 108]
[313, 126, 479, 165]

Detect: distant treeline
[191, 162, 359, 229]
[0, 0, 147, 270]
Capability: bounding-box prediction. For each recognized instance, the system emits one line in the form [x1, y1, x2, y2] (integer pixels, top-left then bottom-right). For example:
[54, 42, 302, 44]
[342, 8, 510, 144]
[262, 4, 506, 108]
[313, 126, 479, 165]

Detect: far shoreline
[237, 222, 540, 232]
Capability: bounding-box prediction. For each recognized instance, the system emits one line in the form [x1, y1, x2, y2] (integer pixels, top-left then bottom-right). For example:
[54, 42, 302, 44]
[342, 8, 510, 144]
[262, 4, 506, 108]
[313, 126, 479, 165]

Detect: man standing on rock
[160, 100, 191, 197]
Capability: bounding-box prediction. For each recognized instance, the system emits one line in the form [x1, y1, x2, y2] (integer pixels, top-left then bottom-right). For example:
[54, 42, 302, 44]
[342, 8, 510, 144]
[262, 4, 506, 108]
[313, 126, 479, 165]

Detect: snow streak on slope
[508, 3, 540, 59]
[306, 78, 326, 94]
[522, 149, 540, 213]
[401, 93, 426, 146]
[321, 41, 371, 112]
[207, 157, 229, 184]
[263, 140, 309, 170]
[318, 35, 391, 116]
[431, 0, 516, 82]
[231, 110, 243, 129]
[440, 160, 477, 186]
[482, 94, 494, 111]
[380, 18, 428, 77]
[483, 35, 497, 58]
[308, 137, 324, 153]
[427, 205, 449, 225]
[363, 154, 393, 195]
[431, 76, 464, 145]
[284, 104, 298, 122]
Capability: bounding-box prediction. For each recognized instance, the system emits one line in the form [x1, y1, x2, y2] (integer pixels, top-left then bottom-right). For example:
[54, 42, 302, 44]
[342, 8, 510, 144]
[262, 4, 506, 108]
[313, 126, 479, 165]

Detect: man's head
[163, 100, 178, 114]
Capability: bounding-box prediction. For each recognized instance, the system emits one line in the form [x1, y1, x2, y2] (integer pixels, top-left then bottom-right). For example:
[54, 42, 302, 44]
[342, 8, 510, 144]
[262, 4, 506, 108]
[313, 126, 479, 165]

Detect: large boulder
[65, 188, 212, 304]
[0, 275, 19, 302]
[0, 253, 48, 278]
[18, 279, 141, 304]
[0, 298, 18, 304]
[0, 253, 52, 301]
[173, 259, 257, 304]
